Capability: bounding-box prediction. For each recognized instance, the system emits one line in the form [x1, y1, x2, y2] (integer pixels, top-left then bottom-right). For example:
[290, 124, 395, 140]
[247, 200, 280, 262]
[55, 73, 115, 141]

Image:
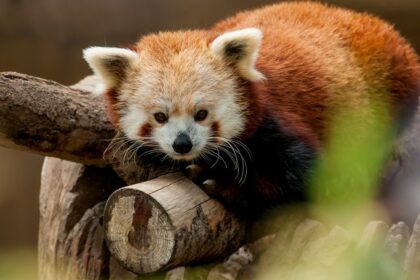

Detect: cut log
[0, 72, 114, 165]
[103, 172, 246, 274]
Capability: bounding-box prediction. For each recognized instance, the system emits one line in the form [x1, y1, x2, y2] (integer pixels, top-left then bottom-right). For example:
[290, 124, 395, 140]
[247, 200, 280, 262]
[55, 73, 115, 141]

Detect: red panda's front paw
[201, 179, 243, 211]
[201, 179, 220, 197]
[184, 164, 204, 183]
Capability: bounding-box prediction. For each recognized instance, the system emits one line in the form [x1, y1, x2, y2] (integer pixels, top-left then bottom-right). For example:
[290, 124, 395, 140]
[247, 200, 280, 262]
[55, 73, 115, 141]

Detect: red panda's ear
[83, 47, 138, 95]
[210, 28, 265, 82]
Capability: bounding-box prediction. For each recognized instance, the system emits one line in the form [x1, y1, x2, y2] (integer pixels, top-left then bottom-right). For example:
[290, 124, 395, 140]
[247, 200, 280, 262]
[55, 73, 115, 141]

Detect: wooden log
[357, 221, 389, 252]
[38, 157, 127, 279]
[207, 235, 275, 280]
[235, 235, 275, 280]
[403, 214, 420, 280]
[385, 222, 410, 261]
[0, 72, 178, 185]
[103, 172, 246, 275]
[0, 72, 114, 165]
[207, 246, 253, 280]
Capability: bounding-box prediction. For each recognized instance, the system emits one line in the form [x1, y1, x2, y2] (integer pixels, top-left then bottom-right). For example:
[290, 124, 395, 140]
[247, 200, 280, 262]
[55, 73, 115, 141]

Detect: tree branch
[0, 72, 114, 165]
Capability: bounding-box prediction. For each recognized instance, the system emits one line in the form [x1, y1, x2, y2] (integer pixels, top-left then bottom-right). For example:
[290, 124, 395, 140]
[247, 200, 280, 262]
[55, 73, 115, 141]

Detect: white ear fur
[83, 47, 138, 95]
[210, 28, 265, 82]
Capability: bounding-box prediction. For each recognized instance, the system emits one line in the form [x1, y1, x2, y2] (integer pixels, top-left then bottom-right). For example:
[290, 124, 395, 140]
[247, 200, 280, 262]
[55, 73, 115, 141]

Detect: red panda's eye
[154, 112, 168, 123]
[195, 110, 208, 121]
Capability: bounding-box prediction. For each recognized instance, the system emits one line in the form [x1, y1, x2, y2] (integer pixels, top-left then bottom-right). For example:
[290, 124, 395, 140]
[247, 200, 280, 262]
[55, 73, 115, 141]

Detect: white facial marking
[152, 115, 210, 160]
[120, 104, 147, 140]
[214, 95, 245, 139]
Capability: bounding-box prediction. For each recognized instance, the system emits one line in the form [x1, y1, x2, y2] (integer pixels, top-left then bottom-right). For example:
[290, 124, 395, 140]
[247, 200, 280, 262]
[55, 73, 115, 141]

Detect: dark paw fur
[184, 164, 204, 183]
[201, 179, 221, 196]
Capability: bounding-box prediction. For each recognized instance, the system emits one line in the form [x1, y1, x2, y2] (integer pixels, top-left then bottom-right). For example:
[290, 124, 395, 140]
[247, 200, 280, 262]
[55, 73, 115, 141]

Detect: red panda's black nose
[172, 133, 192, 154]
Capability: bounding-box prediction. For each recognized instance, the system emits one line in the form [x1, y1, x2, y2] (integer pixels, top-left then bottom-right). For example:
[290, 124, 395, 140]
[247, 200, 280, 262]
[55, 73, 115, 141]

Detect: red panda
[83, 2, 420, 217]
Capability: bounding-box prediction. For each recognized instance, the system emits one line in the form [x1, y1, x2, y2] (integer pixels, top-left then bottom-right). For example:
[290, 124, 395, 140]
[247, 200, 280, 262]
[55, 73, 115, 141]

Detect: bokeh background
[0, 0, 419, 278]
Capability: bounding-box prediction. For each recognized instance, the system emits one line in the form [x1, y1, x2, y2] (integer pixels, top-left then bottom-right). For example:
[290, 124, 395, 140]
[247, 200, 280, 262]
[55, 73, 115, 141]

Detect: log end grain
[104, 187, 175, 274]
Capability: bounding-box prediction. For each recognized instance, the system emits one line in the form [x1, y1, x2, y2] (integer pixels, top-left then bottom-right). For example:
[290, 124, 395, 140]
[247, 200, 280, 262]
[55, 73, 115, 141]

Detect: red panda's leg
[200, 179, 254, 216]
[184, 163, 239, 199]
[184, 163, 250, 213]
[185, 164, 204, 182]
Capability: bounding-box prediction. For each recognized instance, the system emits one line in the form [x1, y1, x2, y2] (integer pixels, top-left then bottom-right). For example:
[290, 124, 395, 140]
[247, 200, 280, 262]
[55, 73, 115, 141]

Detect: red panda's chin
[168, 152, 200, 162]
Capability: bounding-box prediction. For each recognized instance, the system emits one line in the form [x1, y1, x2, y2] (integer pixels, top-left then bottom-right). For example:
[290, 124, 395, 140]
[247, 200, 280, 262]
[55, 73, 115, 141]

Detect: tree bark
[0, 72, 114, 165]
[104, 172, 246, 275]
[38, 157, 129, 279]
[404, 214, 420, 280]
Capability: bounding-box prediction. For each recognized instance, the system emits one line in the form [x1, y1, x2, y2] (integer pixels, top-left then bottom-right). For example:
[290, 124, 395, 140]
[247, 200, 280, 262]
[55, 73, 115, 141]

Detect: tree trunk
[38, 157, 132, 279]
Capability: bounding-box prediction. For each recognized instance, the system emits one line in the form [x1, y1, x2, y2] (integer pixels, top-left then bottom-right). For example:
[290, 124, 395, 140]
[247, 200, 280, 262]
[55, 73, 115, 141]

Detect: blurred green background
[0, 0, 419, 279]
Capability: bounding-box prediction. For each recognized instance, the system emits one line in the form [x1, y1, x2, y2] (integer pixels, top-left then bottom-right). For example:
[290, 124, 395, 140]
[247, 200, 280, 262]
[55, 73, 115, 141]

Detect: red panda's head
[83, 28, 264, 161]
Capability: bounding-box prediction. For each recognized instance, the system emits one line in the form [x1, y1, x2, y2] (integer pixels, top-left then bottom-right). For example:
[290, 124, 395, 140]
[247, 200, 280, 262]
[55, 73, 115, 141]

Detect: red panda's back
[212, 2, 420, 147]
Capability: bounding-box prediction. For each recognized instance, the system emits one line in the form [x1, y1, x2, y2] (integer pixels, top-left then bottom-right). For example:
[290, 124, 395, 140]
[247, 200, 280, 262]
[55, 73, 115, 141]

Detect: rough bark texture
[357, 221, 389, 251]
[38, 157, 126, 279]
[404, 215, 420, 280]
[0, 72, 114, 165]
[386, 222, 410, 261]
[104, 173, 246, 274]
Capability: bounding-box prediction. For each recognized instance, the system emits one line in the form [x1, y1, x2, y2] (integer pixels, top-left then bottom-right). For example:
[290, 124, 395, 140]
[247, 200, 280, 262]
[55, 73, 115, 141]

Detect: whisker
[207, 136, 251, 185]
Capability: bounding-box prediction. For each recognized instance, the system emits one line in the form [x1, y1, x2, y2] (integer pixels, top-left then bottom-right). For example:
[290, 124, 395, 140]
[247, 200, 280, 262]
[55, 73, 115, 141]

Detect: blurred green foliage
[309, 101, 395, 225]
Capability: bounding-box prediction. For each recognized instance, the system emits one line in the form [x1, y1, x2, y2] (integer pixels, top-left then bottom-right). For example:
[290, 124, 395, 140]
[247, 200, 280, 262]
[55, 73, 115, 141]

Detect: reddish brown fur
[104, 89, 121, 128]
[96, 3, 420, 214]
[211, 121, 220, 138]
[210, 2, 420, 147]
[139, 123, 152, 138]
[112, 2, 419, 150]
